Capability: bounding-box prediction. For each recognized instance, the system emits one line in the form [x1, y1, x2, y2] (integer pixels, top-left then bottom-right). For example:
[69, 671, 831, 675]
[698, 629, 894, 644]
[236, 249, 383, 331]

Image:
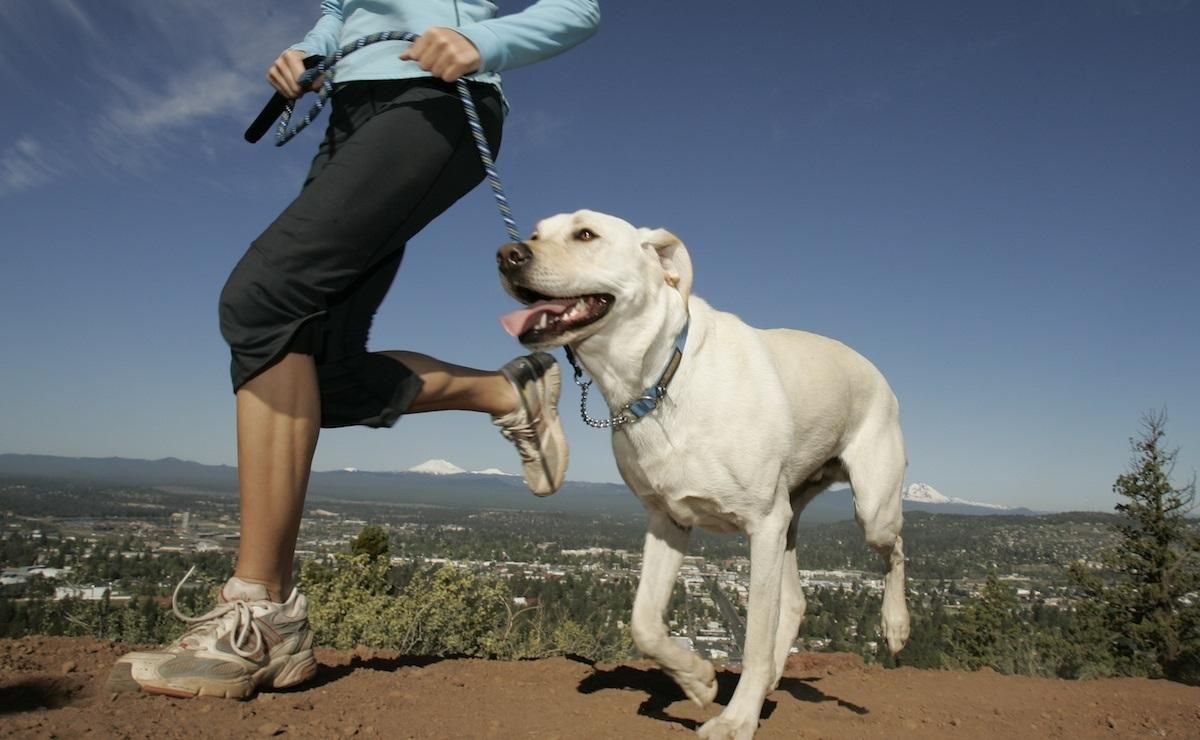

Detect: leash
[266, 31, 519, 242]
[251, 31, 685, 428]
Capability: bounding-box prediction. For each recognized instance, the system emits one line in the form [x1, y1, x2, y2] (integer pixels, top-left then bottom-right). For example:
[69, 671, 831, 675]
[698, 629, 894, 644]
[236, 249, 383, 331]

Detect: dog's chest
[613, 427, 747, 533]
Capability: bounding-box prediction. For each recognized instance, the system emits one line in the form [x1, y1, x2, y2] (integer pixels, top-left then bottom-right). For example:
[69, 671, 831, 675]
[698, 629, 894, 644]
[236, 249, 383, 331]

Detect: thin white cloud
[0, 1, 100, 79]
[86, 2, 312, 172]
[90, 64, 263, 172]
[503, 110, 571, 160]
[0, 136, 67, 196]
[48, 0, 99, 39]
[111, 70, 255, 136]
[2, 0, 315, 184]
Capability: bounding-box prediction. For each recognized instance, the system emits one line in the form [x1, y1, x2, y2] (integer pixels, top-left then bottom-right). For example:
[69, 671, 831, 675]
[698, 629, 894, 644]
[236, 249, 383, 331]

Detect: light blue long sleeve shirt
[290, 0, 600, 91]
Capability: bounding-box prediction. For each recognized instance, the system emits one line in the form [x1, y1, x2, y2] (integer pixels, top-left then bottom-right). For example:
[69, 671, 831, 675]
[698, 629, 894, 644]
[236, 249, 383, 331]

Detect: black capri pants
[219, 78, 503, 429]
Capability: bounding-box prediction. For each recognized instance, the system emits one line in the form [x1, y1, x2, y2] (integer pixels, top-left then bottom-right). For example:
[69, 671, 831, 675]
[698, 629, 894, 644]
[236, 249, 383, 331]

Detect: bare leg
[382, 351, 516, 416]
[233, 351, 520, 600]
[232, 352, 321, 601]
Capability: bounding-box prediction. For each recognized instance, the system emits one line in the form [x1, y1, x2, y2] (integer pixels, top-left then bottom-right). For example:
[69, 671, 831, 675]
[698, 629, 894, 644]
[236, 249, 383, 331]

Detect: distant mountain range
[403, 459, 516, 477]
[0, 454, 1038, 521]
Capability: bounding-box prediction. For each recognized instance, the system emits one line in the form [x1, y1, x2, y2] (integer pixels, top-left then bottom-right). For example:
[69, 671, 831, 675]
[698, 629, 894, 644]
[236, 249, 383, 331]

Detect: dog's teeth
[537, 314, 549, 330]
[563, 299, 587, 320]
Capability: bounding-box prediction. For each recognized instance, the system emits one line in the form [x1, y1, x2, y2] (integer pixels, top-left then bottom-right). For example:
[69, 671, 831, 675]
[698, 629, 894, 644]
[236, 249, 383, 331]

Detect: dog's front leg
[699, 506, 790, 740]
[630, 510, 716, 707]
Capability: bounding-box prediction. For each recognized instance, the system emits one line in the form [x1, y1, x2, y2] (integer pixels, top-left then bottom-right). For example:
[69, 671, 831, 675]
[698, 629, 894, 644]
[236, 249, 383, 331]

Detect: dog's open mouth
[500, 287, 614, 343]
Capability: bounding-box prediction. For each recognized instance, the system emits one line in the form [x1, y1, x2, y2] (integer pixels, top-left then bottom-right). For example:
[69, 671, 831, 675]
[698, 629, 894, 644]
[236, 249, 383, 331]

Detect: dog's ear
[639, 227, 693, 301]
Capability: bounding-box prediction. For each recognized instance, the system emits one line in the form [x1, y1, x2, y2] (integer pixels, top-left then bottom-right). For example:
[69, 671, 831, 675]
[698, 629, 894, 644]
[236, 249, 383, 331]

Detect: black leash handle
[243, 55, 325, 143]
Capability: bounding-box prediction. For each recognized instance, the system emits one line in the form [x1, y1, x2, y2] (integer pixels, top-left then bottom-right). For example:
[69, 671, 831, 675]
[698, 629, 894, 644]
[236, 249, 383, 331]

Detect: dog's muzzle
[497, 241, 531, 276]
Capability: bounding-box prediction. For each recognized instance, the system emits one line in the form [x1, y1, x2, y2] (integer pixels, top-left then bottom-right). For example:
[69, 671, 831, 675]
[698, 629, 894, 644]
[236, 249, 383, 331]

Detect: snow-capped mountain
[407, 459, 467, 475]
[405, 459, 515, 477]
[903, 482, 951, 504]
[472, 467, 517, 477]
[903, 483, 1008, 511]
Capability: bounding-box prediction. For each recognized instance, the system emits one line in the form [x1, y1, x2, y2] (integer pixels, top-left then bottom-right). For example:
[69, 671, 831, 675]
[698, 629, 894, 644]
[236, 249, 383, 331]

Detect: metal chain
[274, 30, 520, 242]
[571, 370, 634, 429]
[564, 349, 637, 429]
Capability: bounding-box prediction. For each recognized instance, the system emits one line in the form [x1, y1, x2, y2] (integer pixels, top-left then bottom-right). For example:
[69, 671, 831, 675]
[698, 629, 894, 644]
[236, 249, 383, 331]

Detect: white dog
[497, 210, 910, 739]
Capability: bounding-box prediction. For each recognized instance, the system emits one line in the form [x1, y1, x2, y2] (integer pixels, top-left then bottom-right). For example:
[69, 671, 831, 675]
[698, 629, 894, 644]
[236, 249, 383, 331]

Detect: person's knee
[218, 266, 250, 346]
[218, 248, 285, 349]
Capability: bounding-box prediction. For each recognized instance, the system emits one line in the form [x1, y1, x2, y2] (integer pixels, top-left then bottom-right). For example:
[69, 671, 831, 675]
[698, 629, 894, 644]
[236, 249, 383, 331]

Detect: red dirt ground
[1, 637, 1197, 739]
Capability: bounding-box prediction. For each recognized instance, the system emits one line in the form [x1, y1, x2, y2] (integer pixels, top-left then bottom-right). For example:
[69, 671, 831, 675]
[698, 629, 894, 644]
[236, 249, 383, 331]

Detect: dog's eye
[575, 228, 598, 242]
[528, 233, 539, 241]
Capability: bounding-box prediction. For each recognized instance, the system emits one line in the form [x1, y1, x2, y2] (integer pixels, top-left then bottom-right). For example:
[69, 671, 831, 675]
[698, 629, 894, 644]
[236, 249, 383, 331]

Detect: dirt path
[1, 637, 1197, 739]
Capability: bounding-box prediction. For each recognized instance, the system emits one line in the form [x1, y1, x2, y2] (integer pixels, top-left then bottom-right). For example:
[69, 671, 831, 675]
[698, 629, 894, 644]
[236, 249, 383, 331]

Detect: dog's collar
[564, 319, 689, 429]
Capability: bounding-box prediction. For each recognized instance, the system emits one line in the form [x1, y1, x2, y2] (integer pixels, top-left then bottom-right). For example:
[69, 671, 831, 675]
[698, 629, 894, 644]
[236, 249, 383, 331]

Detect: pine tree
[943, 574, 1026, 673]
[351, 525, 391, 560]
[896, 591, 948, 669]
[1079, 411, 1200, 682]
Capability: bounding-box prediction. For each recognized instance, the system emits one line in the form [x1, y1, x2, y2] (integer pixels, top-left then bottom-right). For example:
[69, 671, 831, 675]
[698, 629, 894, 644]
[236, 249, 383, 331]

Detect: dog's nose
[497, 241, 531, 274]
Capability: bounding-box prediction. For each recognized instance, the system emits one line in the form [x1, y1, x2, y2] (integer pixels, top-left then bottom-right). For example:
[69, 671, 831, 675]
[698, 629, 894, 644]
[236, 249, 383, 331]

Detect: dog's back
[759, 326, 900, 451]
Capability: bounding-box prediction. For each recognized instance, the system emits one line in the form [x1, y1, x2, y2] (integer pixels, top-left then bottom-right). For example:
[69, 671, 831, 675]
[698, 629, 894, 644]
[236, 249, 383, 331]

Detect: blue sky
[1, 1, 1197, 512]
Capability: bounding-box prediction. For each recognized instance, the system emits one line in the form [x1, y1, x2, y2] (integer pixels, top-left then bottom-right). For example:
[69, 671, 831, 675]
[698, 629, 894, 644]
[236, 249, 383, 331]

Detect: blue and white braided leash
[275, 31, 520, 243]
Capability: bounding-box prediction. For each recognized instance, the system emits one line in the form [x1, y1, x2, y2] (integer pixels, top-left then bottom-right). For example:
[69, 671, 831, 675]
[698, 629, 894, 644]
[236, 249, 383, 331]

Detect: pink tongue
[500, 298, 576, 337]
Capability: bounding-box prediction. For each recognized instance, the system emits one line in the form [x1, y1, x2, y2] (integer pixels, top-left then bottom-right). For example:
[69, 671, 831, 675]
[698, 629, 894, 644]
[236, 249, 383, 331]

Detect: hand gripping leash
[247, 31, 519, 242]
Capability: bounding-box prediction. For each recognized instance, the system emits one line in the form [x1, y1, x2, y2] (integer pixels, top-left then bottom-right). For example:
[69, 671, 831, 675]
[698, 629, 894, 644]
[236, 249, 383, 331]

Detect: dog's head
[497, 210, 693, 350]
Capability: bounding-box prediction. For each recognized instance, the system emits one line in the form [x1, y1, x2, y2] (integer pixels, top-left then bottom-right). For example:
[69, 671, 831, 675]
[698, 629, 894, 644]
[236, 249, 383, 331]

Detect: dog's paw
[675, 659, 717, 707]
[882, 610, 911, 654]
[697, 714, 756, 740]
[885, 625, 910, 654]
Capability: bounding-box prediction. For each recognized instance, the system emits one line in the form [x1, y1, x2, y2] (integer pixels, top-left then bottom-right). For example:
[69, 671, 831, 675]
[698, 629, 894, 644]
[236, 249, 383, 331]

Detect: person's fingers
[399, 29, 479, 82]
[285, 54, 311, 94]
[267, 63, 295, 97]
[267, 64, 297, 98]
[267, 50, 309, 98]
[398, 35, 427, 64]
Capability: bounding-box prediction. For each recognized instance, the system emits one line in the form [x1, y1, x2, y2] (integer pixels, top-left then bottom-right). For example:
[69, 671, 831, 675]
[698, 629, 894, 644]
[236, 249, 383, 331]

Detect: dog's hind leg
[631, 510, 716, 707]
[843, 420, 911, 654]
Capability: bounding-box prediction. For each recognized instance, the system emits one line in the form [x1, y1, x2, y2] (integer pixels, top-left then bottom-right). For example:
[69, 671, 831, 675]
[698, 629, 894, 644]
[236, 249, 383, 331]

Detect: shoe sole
[107, 648, 318, 700]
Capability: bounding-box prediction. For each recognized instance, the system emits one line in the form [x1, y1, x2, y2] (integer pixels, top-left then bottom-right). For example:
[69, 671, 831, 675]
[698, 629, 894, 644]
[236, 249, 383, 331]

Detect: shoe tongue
[499, 299, 575, 337]
[221, 577, 272, 603]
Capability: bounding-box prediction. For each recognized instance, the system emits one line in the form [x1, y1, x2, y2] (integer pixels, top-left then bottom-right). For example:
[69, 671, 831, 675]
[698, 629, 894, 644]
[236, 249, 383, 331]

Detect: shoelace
[170, 565, 265, 659]
[498, 416, 541, 463]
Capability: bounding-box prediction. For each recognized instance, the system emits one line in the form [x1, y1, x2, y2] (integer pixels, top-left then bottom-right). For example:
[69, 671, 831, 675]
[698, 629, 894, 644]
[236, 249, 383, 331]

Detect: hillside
[2, 637, 1197, 739]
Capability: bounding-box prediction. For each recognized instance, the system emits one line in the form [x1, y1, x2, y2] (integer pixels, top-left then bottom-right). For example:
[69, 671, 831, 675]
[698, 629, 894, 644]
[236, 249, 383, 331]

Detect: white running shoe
[493, 352, 568, 496]
[108, 568, 317, 699]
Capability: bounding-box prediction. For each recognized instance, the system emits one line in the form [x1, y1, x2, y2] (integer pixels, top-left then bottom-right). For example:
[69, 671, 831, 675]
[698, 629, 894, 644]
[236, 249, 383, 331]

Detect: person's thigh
[219, 80, 502, 394]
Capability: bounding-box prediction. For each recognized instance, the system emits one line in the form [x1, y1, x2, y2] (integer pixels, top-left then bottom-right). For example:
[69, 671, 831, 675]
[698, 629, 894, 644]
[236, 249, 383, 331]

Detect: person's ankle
[490, 372, 520, 418]
[230, 572, 286, 602]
